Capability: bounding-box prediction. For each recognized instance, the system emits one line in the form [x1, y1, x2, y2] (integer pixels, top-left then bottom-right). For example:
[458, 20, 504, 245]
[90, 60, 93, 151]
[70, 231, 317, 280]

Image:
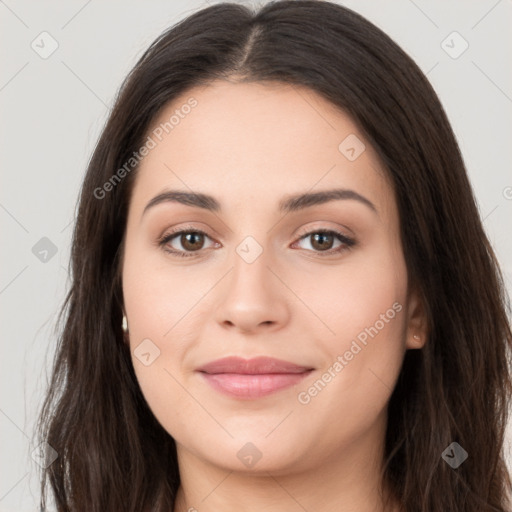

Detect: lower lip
[199, 371, 312, 399]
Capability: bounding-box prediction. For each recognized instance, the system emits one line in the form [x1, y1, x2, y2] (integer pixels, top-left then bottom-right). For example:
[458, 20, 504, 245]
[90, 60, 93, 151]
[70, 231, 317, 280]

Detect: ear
[404, 285, 428, 350]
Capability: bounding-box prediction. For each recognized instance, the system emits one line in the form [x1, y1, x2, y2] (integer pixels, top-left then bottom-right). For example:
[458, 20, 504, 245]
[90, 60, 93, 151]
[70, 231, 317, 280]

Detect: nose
[214, 241, 290, 335]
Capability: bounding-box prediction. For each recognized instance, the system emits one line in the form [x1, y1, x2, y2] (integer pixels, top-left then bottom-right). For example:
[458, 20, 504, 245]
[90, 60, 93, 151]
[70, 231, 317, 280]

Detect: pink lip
[196, 356, 314, 399]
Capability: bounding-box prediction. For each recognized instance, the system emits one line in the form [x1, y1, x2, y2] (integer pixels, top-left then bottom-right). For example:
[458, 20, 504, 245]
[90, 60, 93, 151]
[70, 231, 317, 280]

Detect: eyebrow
[141, 188, 378, 218]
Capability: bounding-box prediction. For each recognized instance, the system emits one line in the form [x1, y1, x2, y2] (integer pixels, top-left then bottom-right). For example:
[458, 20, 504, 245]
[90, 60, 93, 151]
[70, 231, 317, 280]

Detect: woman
[37, 1, 512, 510]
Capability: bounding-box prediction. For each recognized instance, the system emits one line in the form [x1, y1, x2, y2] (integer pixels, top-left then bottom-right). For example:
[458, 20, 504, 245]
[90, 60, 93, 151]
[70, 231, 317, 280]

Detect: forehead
[129, 80, 393, 218]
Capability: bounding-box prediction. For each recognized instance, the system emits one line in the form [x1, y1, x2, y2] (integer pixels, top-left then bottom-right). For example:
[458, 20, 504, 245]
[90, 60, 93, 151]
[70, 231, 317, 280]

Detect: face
[121, 80, 426, 474]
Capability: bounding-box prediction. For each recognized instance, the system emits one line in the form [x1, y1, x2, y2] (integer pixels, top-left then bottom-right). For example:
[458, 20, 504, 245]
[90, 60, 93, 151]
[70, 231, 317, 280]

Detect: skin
[121, 79, 427, 512]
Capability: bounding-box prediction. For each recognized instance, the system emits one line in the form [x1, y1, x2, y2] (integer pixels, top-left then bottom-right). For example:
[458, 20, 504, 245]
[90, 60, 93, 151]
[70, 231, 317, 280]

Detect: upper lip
[197, 356, 314, 375]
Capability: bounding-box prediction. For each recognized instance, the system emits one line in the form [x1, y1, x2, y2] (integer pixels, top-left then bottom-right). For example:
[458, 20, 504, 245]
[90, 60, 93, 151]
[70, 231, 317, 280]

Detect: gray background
[1, 0, 511, 510]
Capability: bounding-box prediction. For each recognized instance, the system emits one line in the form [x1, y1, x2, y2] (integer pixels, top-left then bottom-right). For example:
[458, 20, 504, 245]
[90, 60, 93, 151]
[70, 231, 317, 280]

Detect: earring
[122, 315, 128, 332]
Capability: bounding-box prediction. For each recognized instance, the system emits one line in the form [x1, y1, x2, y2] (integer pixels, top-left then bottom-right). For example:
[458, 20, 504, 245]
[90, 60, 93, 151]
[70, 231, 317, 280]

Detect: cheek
[122, 239, 203, 341]
[122, 244, 212, 432]
[288, 237, 407, 349]
[293, 250, 407, 440]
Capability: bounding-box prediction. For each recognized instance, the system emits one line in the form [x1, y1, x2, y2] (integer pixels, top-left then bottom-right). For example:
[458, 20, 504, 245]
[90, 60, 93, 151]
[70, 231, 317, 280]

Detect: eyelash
[157, 226, 356, 259]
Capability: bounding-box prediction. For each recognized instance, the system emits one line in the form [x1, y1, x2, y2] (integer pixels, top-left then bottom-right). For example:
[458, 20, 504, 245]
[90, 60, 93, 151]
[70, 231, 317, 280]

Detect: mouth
[196, 356, 314, 399]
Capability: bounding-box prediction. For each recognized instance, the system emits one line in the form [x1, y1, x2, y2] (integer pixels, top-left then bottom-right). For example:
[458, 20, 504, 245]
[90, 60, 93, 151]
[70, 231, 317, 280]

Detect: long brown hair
[37, 1, 512, 510]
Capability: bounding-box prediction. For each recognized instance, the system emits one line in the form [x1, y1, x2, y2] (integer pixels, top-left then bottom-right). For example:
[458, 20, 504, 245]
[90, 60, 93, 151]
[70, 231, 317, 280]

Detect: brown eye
[310, 232, 335, 251]
[158, 229, 216, 258]
[293, 229, 356, 256]
[179, 232, 205, 251]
